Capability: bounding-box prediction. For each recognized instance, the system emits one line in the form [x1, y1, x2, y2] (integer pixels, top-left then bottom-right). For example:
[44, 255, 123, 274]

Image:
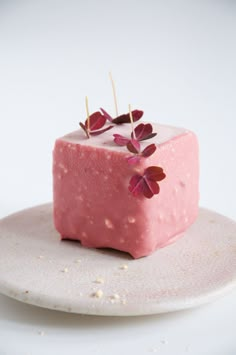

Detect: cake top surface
[60, 122, 188, 152]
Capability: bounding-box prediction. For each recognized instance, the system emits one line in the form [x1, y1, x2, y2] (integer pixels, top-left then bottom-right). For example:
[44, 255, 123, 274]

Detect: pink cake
[53, 118, 199, 258]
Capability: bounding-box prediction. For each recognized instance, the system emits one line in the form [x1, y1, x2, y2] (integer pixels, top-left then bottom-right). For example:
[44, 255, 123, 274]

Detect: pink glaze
[53, 123, 199, 258]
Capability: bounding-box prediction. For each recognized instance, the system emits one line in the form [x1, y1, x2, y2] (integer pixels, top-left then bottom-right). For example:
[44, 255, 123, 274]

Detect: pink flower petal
[113, 134, 130, 146]
[127, 155, 141, 165]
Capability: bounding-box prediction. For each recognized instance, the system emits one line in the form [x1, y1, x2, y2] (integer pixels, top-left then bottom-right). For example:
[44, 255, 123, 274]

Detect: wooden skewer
[128, 104, 136, 140]
[85, 96, 90, 137]
[109, 72, 118, 117]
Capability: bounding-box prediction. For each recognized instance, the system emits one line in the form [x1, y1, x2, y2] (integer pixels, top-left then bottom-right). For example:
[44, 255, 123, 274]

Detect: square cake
[53, 118, 199, 258]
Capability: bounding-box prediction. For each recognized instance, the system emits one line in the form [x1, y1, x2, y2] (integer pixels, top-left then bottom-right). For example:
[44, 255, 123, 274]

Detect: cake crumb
[62, 268, 69, 273]
[93, 290, 104, 298]
[38, 255, 44, 259]
[121, 299, 127, 305]
[120, 264, 128, 270]
[75, 259, 81, 263]
[95, 277, 105, 284]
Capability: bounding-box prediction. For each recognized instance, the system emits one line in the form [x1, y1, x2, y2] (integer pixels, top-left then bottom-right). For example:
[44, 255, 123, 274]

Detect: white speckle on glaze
[105, 218, 114, 229]
[104, 175, 108, 180]
[186, 172, 191, 179]
[57, 174, 62, 180]
[106, 154, 111, 160]
[82, 232, 87, 237]
[184, 217, 189, 223]
[158, 214, 163, 222]
[173, 186, 178, 194]
[109, 168, 113, 173]
[128, 216, 136, 223]
[64, 168, 68, 174]
[78, 196, 83, 201]
[120, 238, 125, 244]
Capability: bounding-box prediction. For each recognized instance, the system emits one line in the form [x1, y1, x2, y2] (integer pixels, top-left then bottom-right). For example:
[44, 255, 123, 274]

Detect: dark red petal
[100, 108, 113, 122]
[79, 122, 89, 138]
[128, 174, 144, 196]
[89, 125, 113, 136]
[143, 179, 160, 198]
[127, 155, 141, 165]
[132, 110, 144, 122]
[112, 110, 143, 124]
[144, 166, 166, 181]
[113, 134, 130, 146]
[139, 132, 157, 141]
[142, 144, 157, 157]
[85, 112, 106, 131]
[131, 123, 156, 141]
[126, 139, 141, 154]
[141, 179, 155, 199]
[112, 113, 130, 124]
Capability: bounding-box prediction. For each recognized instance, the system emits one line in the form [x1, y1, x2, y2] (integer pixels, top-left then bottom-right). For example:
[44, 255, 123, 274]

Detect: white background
[0, 1, 236, 354]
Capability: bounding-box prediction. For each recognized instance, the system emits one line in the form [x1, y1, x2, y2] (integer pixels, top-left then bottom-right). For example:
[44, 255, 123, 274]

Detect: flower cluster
[79, 108, 166, 199]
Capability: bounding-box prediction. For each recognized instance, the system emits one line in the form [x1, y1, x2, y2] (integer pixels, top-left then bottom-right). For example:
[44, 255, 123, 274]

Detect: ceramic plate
[0, 204, 236, 316]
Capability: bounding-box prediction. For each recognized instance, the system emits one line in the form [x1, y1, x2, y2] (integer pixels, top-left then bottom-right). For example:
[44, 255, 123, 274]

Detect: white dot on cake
[105, 218, 114, 229]
[128, 216, 136, 223]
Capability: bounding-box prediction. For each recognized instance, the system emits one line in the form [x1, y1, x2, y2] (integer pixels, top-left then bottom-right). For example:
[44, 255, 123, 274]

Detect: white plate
[0, 204, 236, 316]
